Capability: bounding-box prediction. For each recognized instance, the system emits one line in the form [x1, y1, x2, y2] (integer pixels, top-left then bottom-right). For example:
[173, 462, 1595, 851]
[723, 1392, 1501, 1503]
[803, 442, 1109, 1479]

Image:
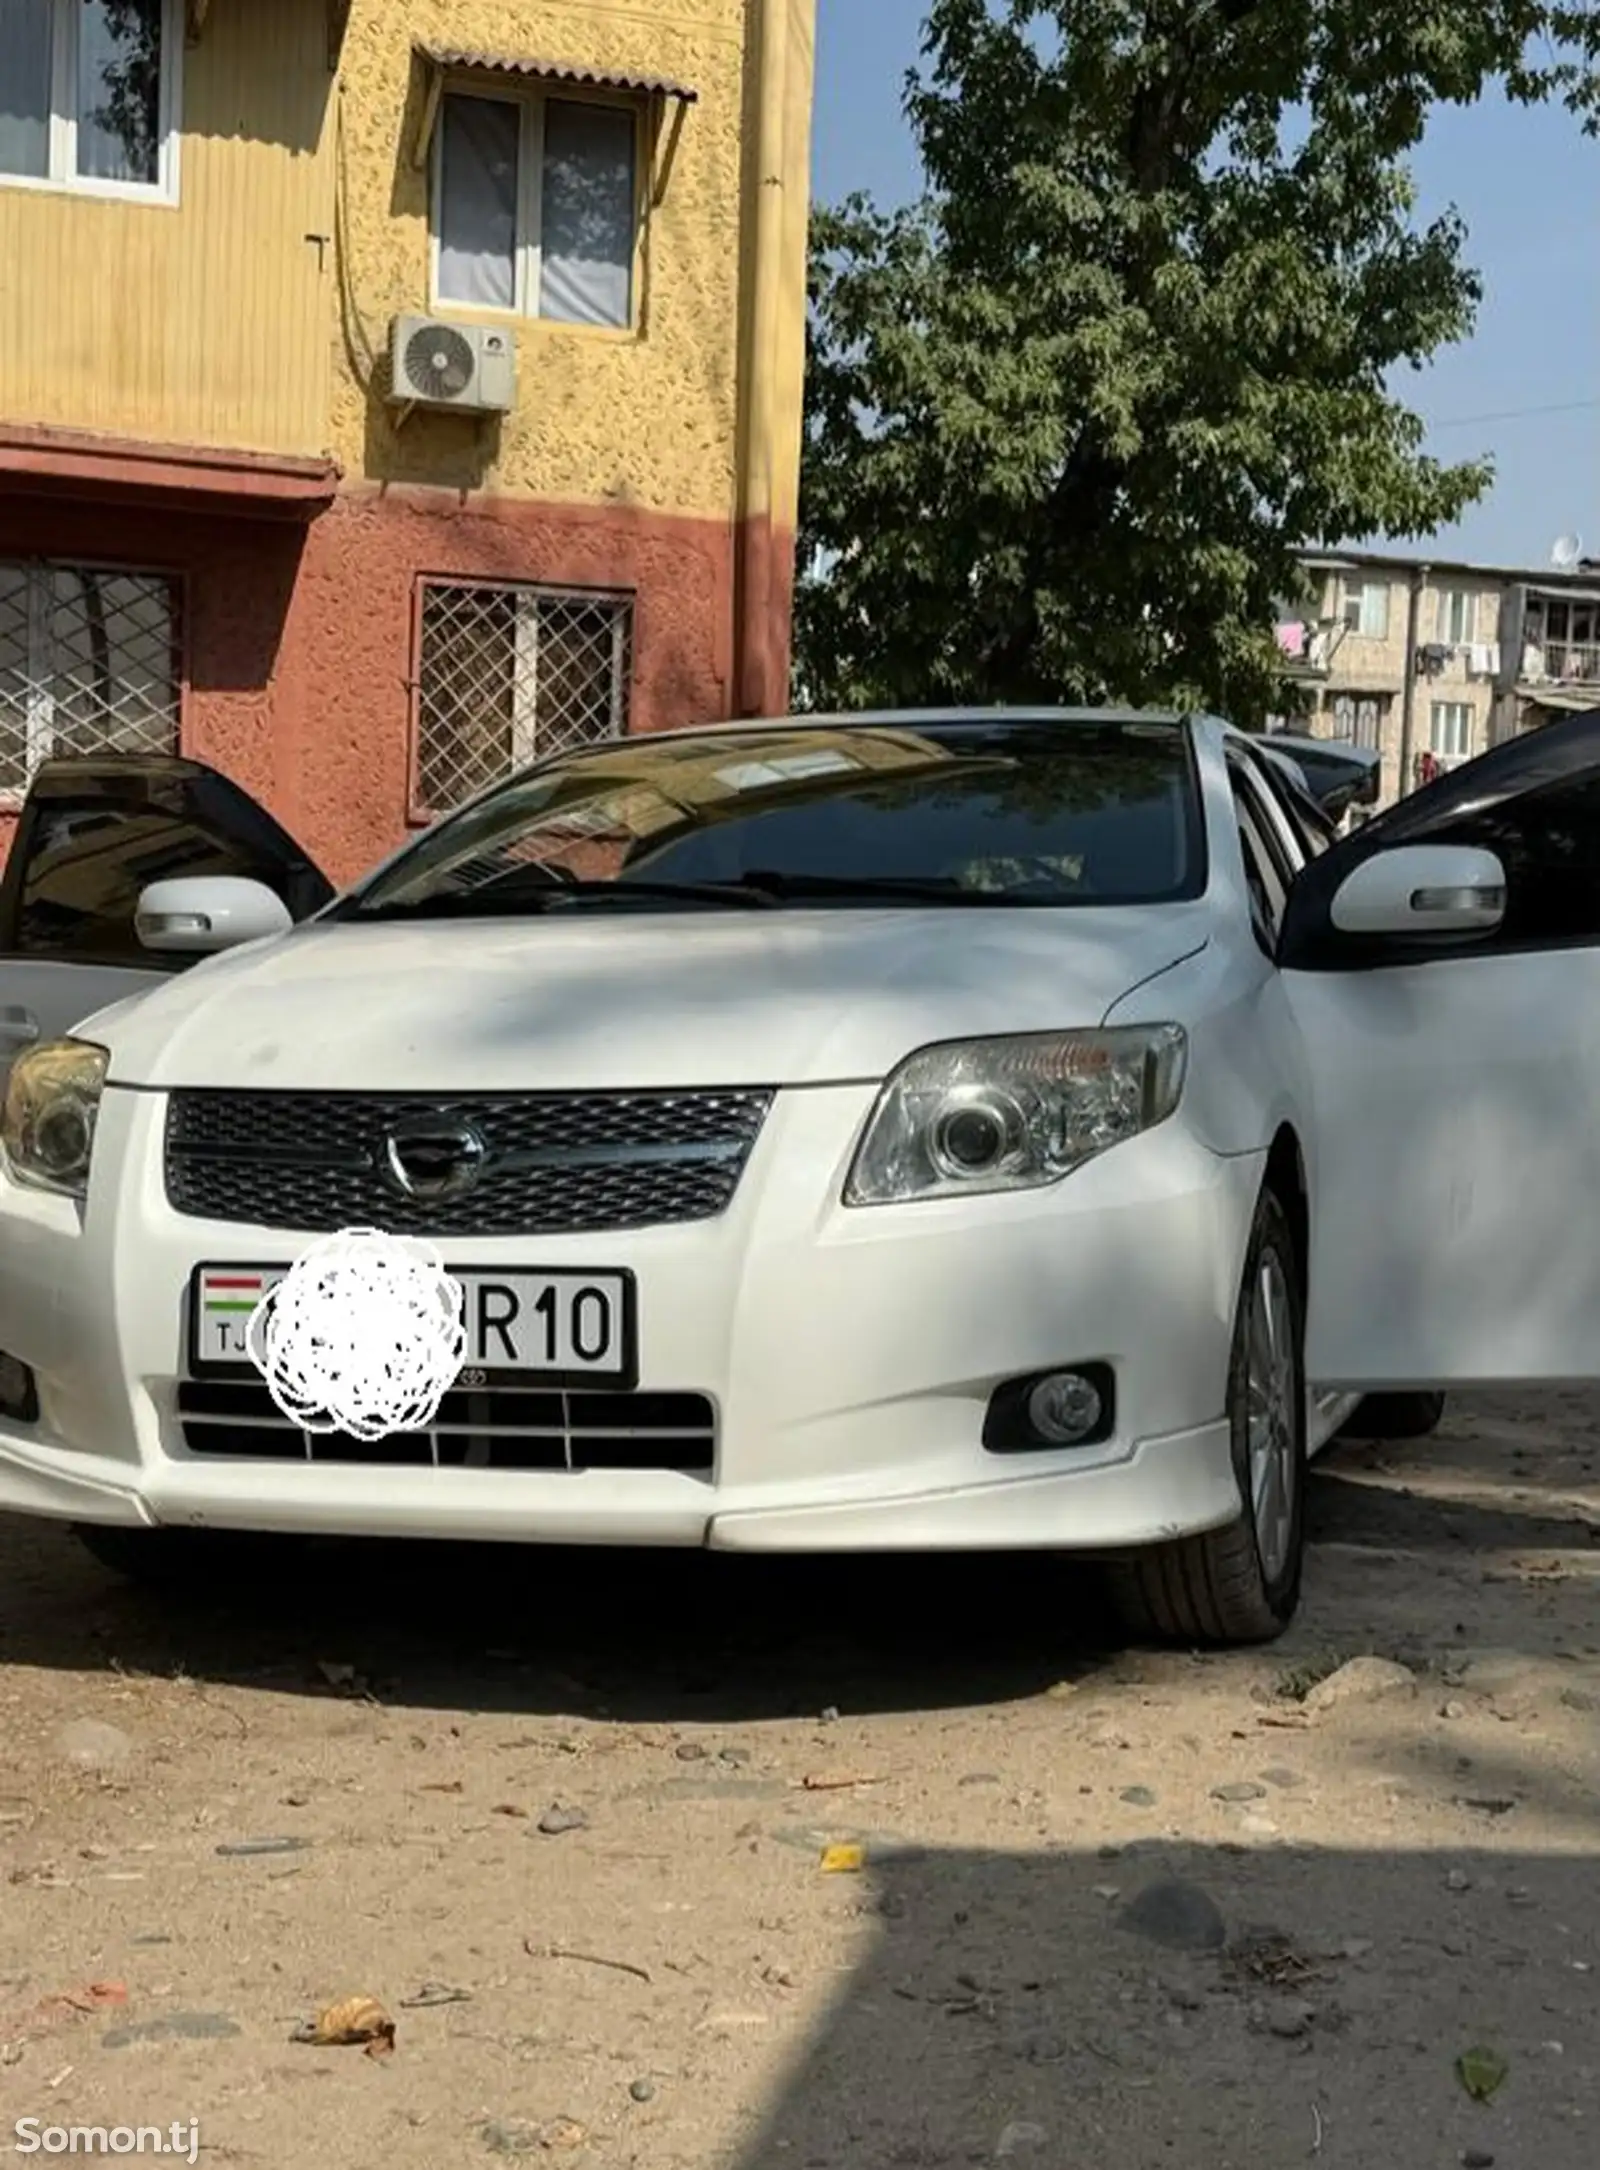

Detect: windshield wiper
[352, 871, 783, 919]
[735, 869, 983, 903]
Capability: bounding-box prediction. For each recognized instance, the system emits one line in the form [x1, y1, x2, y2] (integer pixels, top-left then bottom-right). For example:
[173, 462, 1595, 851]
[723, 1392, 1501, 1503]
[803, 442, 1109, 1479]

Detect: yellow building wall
[0, 0, 334, 457]
[0, 0, 817, 536]
[334, 0, 758, 520]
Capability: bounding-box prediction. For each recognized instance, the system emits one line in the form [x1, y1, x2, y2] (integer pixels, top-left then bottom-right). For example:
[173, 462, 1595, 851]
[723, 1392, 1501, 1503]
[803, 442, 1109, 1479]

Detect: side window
[1250, 754, 1328, 861]
[0, 772, 332, 971]
[1428, 775, 1600, 951]
[1230, 768, 1294, 954]
[6, 804, 264, 971]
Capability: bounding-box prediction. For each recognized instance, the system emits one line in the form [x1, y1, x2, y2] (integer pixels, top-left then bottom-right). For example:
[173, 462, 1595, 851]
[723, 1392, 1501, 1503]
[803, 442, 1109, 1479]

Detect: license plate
[188, 1263, 637, 1388]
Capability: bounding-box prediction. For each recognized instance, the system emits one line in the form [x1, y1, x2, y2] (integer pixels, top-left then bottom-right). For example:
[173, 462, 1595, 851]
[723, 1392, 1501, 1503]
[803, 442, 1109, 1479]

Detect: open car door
[0, 755, 333, 1082]
[1281, 711, 1600, 1389]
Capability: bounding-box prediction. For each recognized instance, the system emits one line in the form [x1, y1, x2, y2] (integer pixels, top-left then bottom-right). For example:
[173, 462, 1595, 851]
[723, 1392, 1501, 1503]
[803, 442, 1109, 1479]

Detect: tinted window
[1230, 769, 1293, 952]
[1251, 754, 1333, 860]
[2, 776, 330, 969]
[345, 721, 1207, 918]
[1426, 774, 1600, 949]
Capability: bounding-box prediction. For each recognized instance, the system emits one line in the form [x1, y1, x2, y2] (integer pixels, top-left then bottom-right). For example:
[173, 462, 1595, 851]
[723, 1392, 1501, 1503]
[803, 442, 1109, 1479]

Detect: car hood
[86, 909, 1210, 1093]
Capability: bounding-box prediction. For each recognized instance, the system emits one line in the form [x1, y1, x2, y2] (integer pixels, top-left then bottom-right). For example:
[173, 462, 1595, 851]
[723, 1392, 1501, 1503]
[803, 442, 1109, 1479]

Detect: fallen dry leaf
[293, 1993, 396, 2058]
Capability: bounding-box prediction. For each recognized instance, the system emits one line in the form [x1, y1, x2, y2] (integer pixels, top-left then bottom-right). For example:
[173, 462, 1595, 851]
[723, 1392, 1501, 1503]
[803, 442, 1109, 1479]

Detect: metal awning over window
[412, 43, 697, 171]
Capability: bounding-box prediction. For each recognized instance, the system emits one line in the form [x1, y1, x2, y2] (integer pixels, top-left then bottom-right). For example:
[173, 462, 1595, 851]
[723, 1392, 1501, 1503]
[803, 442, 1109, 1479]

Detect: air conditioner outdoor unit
[389, 315, 515, 413]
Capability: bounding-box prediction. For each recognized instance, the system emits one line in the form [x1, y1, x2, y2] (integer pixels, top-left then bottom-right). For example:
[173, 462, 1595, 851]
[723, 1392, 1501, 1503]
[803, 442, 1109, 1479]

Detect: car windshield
[340, 718, 1206, 918]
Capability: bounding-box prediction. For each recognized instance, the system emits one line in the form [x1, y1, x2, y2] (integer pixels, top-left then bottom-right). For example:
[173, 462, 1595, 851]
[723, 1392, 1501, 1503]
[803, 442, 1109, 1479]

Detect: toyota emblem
[383, 1119, 488, 1200]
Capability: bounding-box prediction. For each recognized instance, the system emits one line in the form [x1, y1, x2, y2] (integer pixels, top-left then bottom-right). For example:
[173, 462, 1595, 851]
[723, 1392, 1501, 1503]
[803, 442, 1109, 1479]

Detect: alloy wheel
[1243, 1244, 1299, 1585]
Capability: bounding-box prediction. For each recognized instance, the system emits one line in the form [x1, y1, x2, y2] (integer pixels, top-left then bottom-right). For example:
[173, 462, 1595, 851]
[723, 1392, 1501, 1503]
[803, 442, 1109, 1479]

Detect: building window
[1436, 588, 1475, 645]
[1430, 701, 1474, 760]
[0, 0, 179, 201]
[1331, 693, 1388, 749]
[0, 561, 180, 802]
[432, 88, 639, 328]
[415, 580, 633, 815]
[1342, 579, 1389, 640]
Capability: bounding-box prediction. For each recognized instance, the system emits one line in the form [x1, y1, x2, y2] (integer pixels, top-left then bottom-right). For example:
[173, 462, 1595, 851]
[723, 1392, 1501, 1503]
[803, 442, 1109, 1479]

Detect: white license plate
[188, 1263, 637, 1387]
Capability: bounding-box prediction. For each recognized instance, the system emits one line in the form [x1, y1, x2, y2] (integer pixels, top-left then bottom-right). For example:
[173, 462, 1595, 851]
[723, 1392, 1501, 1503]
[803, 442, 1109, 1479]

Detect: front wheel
[1108, 1187, 1307, 1646]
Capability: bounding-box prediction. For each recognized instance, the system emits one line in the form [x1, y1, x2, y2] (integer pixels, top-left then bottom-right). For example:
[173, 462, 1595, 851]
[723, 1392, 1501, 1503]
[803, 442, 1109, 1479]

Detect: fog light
[1027, 1370, 1104, 1445]
[982, 1362, 1115, 1454]
[0, 1350, 39, 1423]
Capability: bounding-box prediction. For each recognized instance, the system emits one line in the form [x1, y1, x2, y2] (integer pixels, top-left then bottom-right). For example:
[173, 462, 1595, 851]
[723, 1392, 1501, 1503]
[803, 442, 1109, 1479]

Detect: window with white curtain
[0, 0, 178, 199]
[1436, 588, 1475, 645]
[433, 88, 639, 328]
[1430, 701, 1473, 759]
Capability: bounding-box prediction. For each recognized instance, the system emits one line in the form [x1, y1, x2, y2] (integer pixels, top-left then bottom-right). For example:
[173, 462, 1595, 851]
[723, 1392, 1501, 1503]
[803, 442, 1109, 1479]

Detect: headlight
[843, 1026, 1187, 1205]
[1, 1039, 109, 1198]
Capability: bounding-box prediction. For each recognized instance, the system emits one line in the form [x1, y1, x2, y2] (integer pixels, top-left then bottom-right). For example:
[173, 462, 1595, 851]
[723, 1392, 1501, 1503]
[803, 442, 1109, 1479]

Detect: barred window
[0, 561, 181, 802]
[415, 580, 632, 815]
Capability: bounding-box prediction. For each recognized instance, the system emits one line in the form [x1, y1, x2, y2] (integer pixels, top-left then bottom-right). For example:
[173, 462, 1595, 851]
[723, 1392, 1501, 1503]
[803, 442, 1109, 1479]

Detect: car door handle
[0, 1007, 39, 1044]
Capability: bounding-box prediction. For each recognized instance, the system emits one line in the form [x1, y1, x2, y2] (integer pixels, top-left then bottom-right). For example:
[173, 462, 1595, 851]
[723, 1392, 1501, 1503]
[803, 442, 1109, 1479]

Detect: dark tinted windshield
[343, 719, 1205, 917]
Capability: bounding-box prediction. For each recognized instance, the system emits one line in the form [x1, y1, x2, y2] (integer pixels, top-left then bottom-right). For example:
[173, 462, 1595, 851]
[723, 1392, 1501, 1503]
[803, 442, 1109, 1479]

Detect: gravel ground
[1, 1390, 1597, 2167]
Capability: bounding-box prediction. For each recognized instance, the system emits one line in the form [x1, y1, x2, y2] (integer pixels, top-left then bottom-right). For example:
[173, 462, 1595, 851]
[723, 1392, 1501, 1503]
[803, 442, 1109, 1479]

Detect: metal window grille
[415, 580, 633, 815]
[0, 561, 180, 800]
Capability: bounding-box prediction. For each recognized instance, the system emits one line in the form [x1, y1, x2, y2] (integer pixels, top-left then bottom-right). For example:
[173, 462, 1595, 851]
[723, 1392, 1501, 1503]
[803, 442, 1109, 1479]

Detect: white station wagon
[0, 707, 1583, 1643]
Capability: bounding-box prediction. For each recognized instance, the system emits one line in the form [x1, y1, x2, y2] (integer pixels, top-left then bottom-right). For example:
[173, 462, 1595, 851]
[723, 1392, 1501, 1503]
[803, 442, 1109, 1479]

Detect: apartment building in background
[1274, 547, 1600, 807]
[0, 0, 817, 881]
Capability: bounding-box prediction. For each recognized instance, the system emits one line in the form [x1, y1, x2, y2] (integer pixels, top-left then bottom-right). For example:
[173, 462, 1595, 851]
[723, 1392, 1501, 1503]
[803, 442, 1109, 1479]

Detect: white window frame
[428, 81, 642, 328]
[0, 0, 182, 206]
[1436, 588, 1475, 646]
[1342, 579, 1389, 640]
[1430, 700, 1473, 760]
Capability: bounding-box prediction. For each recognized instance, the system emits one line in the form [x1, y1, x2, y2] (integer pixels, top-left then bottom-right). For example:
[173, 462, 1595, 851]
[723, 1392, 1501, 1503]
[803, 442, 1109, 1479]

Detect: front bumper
[0, 1082, 1263, 1553]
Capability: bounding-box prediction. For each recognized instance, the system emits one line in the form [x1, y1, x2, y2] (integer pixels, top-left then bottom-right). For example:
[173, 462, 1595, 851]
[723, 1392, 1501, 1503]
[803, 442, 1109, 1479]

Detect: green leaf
[1456, 2046, 1509, 2102]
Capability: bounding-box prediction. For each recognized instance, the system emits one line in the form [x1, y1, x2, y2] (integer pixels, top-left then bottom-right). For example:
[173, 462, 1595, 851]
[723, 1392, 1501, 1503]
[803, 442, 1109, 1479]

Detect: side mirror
[1330, 843, 1506, 939]
[136, 876, 293, 955]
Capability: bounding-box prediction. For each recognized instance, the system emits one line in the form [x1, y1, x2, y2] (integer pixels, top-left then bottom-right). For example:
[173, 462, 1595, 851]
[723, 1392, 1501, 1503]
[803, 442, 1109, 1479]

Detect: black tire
[1108, 1187, 1307, 1646]
[1335, 1391, 1446, 1442]
[73, 1522, 296, 1593]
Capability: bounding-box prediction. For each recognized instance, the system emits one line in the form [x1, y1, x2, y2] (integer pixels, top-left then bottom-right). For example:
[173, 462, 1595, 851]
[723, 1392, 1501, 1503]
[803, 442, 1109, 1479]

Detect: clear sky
[811, 1, 1600, 572]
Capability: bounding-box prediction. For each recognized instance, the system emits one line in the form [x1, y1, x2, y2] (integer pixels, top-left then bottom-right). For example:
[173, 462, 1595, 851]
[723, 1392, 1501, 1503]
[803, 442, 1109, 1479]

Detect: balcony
[1523, 640, 1600, 686]
[1275, 622, 1346, 680]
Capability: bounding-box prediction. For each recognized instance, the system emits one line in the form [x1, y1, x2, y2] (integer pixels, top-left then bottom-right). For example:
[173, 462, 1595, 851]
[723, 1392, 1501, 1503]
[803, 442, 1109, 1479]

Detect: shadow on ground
[722, 1838, 1598, 2170]
[0, 1391, 1593, 1724]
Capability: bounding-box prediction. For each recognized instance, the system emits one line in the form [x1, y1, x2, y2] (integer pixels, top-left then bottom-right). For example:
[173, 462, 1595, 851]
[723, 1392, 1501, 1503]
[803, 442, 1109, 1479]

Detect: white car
[0, 705, 1576, 1643]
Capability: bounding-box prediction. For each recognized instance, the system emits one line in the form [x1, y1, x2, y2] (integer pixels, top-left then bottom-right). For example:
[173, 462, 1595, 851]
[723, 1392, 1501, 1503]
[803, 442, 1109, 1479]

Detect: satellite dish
[1551, 532, 1583, 570]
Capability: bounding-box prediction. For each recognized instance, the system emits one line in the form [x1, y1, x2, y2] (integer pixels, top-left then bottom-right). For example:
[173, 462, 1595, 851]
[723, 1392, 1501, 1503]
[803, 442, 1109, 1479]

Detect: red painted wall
[0, 483, 781, 886]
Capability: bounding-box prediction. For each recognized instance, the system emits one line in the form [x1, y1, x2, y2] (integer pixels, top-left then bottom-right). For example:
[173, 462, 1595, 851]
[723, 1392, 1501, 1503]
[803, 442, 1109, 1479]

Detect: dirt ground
[1, 1391, 1597, 2168]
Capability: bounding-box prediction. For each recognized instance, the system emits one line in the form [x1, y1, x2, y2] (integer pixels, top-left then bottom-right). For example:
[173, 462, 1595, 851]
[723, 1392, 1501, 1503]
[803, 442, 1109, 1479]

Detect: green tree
[796, 1, 1600, 725]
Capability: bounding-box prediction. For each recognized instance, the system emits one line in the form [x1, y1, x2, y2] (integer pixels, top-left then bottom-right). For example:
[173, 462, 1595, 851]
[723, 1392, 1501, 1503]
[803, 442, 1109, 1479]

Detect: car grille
[163, 1088, 773, 1236]
[174, 1380, 715, 1475]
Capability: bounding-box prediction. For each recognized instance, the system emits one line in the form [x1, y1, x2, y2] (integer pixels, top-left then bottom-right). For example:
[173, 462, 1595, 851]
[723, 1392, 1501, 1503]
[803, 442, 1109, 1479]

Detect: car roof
[615, 705, 1197, 745]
